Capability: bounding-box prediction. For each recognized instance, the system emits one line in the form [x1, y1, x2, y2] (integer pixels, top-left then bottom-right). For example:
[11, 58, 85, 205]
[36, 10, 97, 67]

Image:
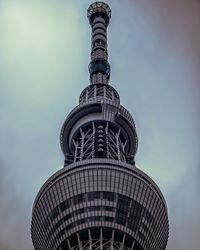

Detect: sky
[0, 0, 200, 249]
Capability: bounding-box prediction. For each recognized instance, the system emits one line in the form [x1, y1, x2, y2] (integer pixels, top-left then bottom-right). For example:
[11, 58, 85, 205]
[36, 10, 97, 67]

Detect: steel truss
[72, 122, 127, 163]
[69, 239, 131, 250]
[60, 229, 138, 250]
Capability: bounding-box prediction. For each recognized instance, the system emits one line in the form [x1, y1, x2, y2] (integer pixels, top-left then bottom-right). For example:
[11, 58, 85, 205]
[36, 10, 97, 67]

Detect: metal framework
[31, 2, 169, 250]
[72, 122, 127, 162]
[79, 84, 120, 105]
[60, 235, 134, 250]
[58, 228, 143, 250]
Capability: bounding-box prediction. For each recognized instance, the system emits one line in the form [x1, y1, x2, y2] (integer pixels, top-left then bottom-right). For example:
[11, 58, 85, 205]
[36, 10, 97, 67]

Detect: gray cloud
[0, 158, 33, 250]
[123, 1, 200, 249]
[0, 244, 12, 250]
[0, 1, 199, 250]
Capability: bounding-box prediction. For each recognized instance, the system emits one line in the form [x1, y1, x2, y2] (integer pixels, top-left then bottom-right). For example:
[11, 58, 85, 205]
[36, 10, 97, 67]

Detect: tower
[31, 2, 169, 250]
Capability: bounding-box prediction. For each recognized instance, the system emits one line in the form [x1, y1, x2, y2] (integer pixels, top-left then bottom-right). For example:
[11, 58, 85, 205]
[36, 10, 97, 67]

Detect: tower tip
[87, 2, 111, 25]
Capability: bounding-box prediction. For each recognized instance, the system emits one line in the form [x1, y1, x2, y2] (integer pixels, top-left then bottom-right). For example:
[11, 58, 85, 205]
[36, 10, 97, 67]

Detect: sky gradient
[0, 1, 200, 249]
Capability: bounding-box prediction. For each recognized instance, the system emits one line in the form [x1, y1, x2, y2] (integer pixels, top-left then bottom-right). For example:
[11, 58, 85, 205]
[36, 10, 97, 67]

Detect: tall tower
[31, 2, 169, 250]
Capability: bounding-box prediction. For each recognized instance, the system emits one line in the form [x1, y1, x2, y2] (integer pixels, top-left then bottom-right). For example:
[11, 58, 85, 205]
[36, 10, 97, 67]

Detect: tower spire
[87, 2, 111, 84]
[31, 3, 169, 250]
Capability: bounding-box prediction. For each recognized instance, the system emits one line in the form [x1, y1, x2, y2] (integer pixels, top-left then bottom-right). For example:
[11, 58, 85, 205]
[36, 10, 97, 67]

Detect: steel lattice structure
[31, 2, 169, 250]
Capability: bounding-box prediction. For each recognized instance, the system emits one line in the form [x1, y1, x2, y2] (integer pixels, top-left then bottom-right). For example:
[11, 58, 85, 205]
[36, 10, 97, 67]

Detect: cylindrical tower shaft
[88, 2, 111, 84]
[31, 2, 169, 250]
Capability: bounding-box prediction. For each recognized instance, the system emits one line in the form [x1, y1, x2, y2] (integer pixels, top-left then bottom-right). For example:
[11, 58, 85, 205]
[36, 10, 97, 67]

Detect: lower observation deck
[31, 159, 169, 250]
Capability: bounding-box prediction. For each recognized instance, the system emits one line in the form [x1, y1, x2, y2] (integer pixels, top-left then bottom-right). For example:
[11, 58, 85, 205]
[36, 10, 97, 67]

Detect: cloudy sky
[0, 1, 200, 249]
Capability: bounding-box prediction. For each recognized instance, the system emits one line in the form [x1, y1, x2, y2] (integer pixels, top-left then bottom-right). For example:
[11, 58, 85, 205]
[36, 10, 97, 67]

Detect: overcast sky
[0, 1, 200, 250]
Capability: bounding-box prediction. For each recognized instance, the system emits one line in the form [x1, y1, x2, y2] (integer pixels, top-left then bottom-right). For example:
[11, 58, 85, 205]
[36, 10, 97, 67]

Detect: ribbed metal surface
[31, 160, 168, 250]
